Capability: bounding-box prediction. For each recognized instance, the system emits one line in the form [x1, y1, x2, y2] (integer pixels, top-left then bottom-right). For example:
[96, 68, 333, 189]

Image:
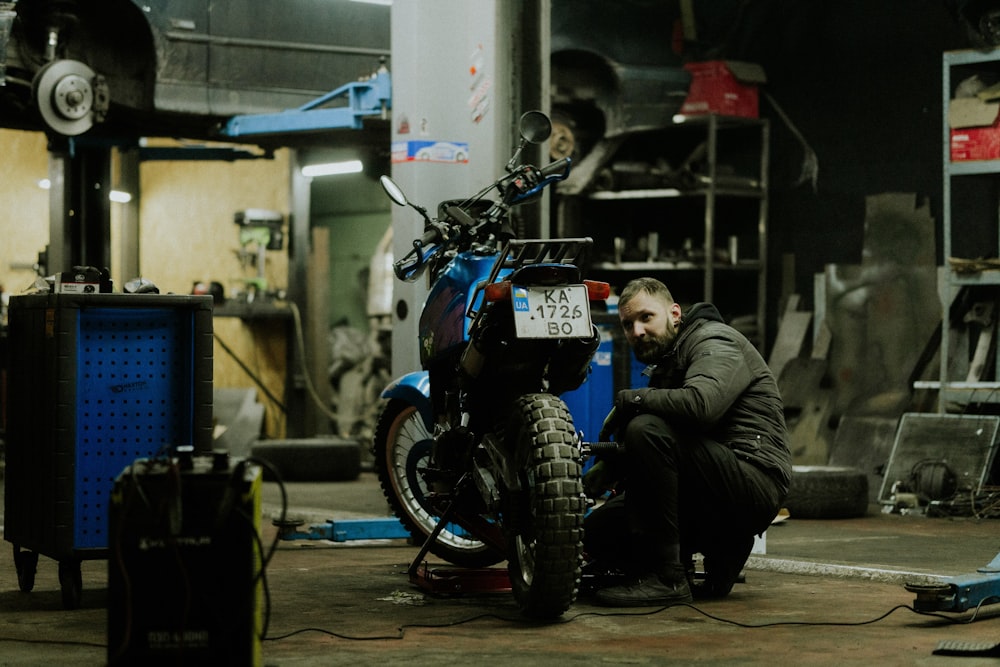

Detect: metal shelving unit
[927, 49, 1000, 410]
[561, 114, 769, 348]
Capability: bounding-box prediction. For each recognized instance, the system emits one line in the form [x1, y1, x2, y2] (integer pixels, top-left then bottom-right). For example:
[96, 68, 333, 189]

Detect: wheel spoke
[373, 399, 503, 568]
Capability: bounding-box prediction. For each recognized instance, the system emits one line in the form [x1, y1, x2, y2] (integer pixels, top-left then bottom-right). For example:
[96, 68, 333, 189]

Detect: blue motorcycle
[373, 111, 608, 617]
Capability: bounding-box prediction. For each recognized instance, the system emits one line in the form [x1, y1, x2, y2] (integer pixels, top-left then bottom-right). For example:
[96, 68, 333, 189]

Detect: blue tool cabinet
[3, 293, 214, 608]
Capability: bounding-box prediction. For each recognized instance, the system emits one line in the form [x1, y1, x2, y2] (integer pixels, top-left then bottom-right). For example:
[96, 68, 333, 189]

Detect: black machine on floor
[107, 449, 263, 666]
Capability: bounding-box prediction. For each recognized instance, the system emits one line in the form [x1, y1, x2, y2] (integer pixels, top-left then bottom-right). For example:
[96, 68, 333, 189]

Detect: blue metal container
[5, 294, 214, 563]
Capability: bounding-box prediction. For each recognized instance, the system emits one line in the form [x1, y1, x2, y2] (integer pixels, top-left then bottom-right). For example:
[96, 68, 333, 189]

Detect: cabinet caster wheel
[13, 546, 39, 593]
[58, 559, 83, 610]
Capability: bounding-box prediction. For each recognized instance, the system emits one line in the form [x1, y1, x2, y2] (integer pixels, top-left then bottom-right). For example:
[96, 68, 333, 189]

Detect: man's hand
[598, 406, 619, 442]
[583, 459, 618, 499]
[598, 389, 650, 442]
[615, 388, 649, 413]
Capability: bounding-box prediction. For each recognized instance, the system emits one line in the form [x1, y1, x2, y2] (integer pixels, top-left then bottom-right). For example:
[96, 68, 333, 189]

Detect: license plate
[511, 284, 592, 338]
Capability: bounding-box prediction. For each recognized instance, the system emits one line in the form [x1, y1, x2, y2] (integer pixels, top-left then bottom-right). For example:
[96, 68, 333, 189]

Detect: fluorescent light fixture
[301, 159, 363, 177]
[350, 0, 392, 5]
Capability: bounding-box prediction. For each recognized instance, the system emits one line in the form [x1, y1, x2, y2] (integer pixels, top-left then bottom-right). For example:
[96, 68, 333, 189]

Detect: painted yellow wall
[140, 144, 291, 437]
[1, 130, 292, 438]
[0, 129, 49, 295]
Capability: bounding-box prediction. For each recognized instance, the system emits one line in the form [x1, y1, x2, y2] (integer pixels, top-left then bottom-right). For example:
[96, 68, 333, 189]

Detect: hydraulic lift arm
[906, 550, 1000, 613]
[220, 66, 391, 138]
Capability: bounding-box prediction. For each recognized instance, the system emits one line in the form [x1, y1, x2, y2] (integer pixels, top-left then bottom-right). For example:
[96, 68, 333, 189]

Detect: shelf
[938, 48, 1000, 408]
[946, 270, 1000, 286]
[213, 301, 292, 321]
[587, 184, 763, 200]
[946, 159, 1000, 176]
[594, 260, 762, 271]
[913, 381, 1000, 405]
[589, 188, 685, 200]
[943, 47, 1000, 66]
[560, 113, 769, 350]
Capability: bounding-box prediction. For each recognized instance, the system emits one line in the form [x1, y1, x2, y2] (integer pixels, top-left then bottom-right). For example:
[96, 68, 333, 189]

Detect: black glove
[598, 389, 651, 441]
[583, 459, 618, 499]
[612, 388, 649, 429]
[615, 388, 649, 413]
[598, 406, 619, 442]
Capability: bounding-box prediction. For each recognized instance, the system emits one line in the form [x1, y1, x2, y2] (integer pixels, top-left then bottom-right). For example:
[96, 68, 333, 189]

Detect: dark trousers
[583, 413, 783, 574]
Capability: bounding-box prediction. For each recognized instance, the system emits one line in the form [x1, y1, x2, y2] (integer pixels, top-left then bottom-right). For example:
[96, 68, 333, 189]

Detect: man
[583, 277, 791, 606]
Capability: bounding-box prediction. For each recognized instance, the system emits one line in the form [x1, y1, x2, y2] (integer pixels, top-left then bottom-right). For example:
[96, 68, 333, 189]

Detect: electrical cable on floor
[261, 599, 1000, 644]
[1, 587, 995, 650]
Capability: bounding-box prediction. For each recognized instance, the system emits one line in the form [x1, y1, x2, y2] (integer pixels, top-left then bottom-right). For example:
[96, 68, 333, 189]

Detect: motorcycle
[372, 111, 609, 617]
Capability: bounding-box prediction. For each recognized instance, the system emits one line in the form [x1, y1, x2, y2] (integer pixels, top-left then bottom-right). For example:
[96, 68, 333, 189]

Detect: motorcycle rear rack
[466, 237, 594, 323]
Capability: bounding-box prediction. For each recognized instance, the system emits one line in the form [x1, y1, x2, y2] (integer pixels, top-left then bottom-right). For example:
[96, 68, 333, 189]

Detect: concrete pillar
[389, 0, 548, 376]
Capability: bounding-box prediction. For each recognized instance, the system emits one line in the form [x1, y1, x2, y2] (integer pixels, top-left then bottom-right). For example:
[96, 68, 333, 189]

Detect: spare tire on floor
[250, 437, 362, 481]
[784, 465, 869, 519]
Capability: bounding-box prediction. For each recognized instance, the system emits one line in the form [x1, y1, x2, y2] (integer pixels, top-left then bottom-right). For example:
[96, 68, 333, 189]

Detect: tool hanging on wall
[234, 209, 284, 302]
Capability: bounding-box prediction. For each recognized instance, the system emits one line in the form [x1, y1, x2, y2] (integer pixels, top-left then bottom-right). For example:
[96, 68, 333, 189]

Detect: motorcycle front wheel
[372, 398, 503, 568]
[505, 393, 585, 618]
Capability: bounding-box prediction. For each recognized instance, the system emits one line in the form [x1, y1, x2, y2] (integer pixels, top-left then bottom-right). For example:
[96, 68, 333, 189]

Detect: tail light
[484, 280, 512, 302]
[486, 279, 609, 302]
[584, 280, 610, 301]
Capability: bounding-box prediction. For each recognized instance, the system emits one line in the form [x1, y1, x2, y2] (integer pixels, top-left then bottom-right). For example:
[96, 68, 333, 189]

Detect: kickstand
[404, 475, 512, 595]
[406, 479, 463, 578]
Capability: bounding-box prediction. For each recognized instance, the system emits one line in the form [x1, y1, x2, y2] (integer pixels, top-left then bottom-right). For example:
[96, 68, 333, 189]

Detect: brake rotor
[549, 117, 576, 161]
[32, 59, 102, 136]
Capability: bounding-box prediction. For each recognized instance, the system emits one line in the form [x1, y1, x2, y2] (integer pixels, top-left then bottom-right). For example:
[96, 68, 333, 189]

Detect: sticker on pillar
[468, 43, 491, 124]
[391, 140, 470, 164]
[469, 77, 491, 124]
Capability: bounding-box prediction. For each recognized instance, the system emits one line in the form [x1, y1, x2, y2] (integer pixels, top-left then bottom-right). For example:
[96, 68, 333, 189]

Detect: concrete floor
[2, 470, 1000, 666]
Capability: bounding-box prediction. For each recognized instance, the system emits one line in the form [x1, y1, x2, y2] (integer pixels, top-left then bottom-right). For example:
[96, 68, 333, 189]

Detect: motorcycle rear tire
[373, 398, 503, 568]
[505, 393, 585, 618]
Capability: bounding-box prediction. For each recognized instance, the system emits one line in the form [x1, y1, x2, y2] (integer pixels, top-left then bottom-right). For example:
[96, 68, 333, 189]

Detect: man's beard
[632, 332, 674, 364]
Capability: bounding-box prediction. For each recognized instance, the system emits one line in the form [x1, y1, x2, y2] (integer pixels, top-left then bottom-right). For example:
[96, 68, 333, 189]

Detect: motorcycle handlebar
[395, 157, 572, 278]
[539, 157, 571, 178]
[417, 226, 441, 247]
[510, 157, 572, 204]
[393, 240, 443, 282]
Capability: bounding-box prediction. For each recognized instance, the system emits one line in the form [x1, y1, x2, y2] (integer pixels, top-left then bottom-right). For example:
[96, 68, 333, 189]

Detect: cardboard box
[949, 96, 1000, 161]
[679, 60, 766, 119]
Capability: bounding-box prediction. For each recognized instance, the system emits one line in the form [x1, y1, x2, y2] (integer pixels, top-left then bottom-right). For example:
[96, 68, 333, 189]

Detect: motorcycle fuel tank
[418, 251, 502, 367]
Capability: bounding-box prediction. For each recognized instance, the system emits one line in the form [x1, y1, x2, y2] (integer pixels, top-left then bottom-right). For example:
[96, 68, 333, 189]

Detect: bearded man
[583, 277, 792, 606]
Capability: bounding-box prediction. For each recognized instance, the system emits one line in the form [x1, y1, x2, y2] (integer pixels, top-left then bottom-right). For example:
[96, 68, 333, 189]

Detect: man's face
[619, 291, 682, 363]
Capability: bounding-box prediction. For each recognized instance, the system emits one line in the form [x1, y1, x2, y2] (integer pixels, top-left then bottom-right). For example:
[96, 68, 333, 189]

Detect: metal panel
[878, 412, 1000, 504]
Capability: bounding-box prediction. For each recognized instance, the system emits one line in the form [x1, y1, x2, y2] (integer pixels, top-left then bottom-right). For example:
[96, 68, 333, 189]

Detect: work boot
[578, 559, 628, 597]
[695, 534, 755, 599]
[594, 570, 693, 607]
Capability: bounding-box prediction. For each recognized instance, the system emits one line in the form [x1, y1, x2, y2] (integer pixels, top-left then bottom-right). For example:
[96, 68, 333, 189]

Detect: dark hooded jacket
[634, 302, 792, 493]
